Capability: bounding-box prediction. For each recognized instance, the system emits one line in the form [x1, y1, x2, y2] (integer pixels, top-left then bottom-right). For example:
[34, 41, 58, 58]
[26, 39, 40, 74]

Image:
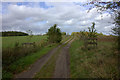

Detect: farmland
[1, 33, 119, 79]
[2, 35, 70, 49]
[2, 35, 48, 49]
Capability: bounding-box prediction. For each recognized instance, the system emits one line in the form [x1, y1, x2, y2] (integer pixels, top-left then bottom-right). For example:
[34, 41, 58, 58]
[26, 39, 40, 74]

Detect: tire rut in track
[53, 38, 74, 78]
[15, 45, 61, 78]
[15, 38, 72, 78]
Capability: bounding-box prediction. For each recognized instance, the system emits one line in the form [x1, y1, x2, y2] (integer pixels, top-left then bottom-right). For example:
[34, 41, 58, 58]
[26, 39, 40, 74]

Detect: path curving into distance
[53, 38, 74, 78]
[15, 37, 74, 78]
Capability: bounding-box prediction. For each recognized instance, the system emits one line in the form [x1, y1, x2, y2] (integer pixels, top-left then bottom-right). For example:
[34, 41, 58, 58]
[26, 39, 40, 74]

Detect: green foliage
[96, 32, 104, 36]
[47, 24, 62, 43]
[62, 32, 66, 35]
[1, 31, 28, 36]
[113, 11, 120, 52]
[79, 31, 88, 38]
[78, 23, 98, 50]
[88, 2, 120, 13]
[86, 22, 97, 49]
[88, 22, 97, 38]
[112, 12, 120, 36]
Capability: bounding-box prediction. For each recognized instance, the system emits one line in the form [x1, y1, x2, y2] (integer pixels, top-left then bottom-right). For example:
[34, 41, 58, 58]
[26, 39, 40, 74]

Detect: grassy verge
[3, 39, 48, 70]
[70, 39, 119, 79]
[3, 43, 58, 78]
[34, 37, 72, 78]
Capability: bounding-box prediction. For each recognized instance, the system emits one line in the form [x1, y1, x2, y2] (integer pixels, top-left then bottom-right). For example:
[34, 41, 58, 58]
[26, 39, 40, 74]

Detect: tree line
[1, 31, 28, 37]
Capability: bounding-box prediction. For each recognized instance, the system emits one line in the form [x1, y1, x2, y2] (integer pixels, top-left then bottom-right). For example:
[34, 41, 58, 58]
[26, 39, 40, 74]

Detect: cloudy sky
[1, 2, 116, 35]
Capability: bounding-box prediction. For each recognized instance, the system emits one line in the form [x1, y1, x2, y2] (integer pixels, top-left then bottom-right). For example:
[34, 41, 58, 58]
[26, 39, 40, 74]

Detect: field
[2, 35, 119, 79]
[69, 37, 119, 78]
[2, 35, 69, 49]
[2, 35, 48, 49]
[2, 35, 71, 78]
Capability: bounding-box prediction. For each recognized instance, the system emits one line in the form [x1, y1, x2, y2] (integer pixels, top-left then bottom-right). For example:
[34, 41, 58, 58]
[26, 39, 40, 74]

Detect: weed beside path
[70, 39, 119, 79]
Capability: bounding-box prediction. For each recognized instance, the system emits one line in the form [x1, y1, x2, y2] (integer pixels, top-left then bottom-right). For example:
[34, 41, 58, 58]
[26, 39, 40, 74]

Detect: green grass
[3, 43, 58, 78]
[2, 35, 48, 49]
[70, 39, 119, 79]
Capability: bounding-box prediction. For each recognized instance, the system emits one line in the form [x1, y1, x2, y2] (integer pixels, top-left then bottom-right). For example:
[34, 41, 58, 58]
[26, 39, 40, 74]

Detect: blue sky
[1, 2, 115, 35]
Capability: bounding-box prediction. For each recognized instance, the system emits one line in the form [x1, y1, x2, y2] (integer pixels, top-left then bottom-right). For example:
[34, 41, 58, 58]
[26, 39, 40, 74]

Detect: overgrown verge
[2, 40, 58, 78]
[3, 39, 48, 67]
[70, 39, 119, 79]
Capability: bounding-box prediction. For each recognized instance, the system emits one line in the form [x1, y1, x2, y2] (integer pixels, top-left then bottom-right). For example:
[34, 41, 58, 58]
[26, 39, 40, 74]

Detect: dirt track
[53, 38, 74, 78]
[15, 45, 62, 78]
[15, 38, 73, 78]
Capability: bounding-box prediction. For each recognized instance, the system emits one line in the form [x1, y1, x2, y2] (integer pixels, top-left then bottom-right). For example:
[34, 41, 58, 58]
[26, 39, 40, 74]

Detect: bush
[47, 24, 62, 43]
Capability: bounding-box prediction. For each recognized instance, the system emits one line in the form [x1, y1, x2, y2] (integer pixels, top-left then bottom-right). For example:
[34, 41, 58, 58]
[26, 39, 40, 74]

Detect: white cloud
[65, 19, 73, 24]
[2, 2, 115, 35]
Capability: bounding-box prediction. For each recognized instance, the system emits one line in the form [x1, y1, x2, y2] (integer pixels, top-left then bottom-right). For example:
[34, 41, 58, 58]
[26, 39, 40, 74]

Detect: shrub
[47, 24, 62, 43]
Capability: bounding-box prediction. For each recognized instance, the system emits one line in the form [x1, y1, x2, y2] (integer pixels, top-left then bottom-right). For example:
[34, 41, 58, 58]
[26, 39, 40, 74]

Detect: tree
[87, 1, 120, 13]
[86, 22, 97, 49]
[88, 1, 119, 34]
[113, 11, 120, 51]
[47, 24, 62, 43]
[88, 22, 97, 38]
[89, 1, 120, 50]
[112, 12, 120, 36]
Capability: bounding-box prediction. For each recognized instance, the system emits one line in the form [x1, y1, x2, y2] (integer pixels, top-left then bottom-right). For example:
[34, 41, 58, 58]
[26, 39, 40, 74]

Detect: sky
[1, 2, 116, 35]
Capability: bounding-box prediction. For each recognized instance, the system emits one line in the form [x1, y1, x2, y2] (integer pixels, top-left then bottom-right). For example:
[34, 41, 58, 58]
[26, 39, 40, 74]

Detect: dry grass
[70, 39, 119, 79]
[97, 36, 117, 42]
